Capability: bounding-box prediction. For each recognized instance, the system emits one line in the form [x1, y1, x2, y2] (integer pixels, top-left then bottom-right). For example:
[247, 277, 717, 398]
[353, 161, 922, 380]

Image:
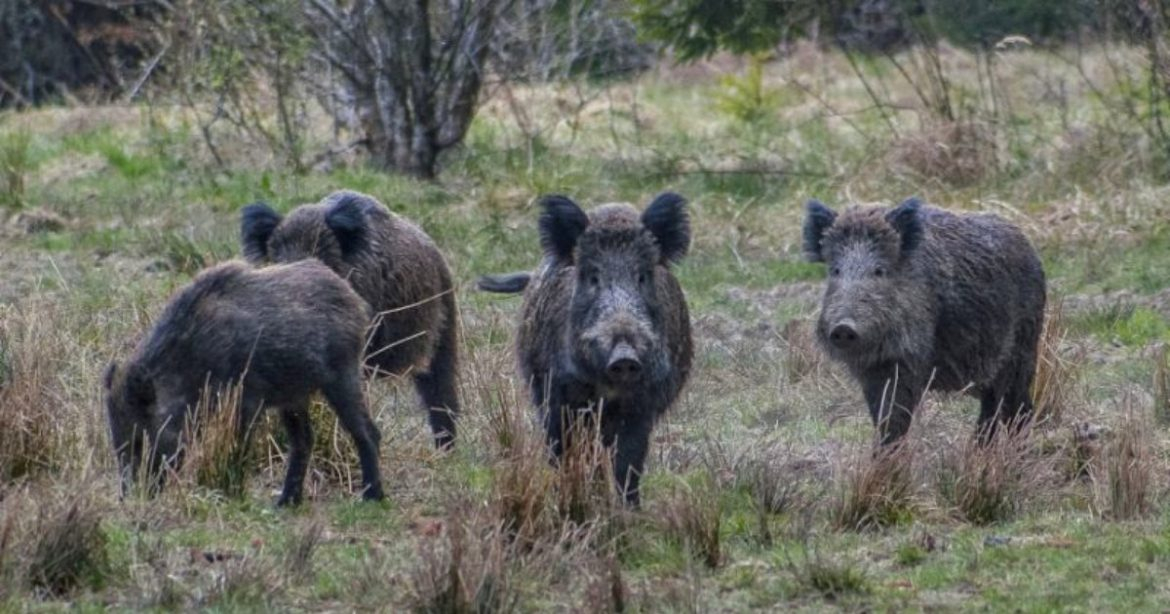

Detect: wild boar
[803, 197, 1046, 443]
[479, 193, 693, 505]
[240, 190, 460, 449]
[103, 259, 384, 505]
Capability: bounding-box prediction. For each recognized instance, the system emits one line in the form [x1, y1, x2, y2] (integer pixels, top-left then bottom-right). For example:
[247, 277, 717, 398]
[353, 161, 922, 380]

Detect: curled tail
[477, 272, 531, 294]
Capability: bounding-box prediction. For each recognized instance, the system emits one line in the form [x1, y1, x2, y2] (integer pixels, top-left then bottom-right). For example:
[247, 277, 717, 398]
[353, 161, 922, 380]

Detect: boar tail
[477, 272, 531, 294]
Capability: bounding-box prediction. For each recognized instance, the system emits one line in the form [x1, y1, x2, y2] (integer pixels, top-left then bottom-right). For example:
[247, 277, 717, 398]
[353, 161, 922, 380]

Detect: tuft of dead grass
[889, 120, 996, 186]
[1097, 411, 1155, 521]
[780, 317, 824, 383]
[934, 420, 1047, 525]
[174, 380, 255, 500]
[0, 485, 112, 597]
[830, 443, 916, 531]
[656, 472, 724, 568]
[0, 306, 67, 482]
[1032, 302, 1084, 427]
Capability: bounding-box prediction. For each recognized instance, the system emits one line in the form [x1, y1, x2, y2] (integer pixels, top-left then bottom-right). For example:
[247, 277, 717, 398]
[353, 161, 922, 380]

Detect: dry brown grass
[889, 120, 996, 186]
[656, 471, 724, 568]
[0, 306, 68, 482]
[172, 380, 254, 500]
[1032, 301, 1084, 427]
[0, 483, 111, 597]
[934, 421, 1049, 525]
[1097, 411, 1156, 521]
[779, 317, 824, 383]
[830, 443, 916, 531]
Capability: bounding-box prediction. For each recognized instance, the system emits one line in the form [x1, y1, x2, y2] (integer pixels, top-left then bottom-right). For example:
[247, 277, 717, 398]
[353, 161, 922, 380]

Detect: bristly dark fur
[238, 190, 461, 450]
[539, 195, 590, 261]
[240, 202, 282, 262]
[804, 197, 1047, 445]
[499, 193, 694, 507]
[103, 260, 384, 506]
[641, 192, 690, 264]
[802, 199, 837, 262]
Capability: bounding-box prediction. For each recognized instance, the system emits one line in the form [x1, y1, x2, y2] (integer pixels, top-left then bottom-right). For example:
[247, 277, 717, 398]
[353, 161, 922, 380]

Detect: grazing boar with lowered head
[240, 190, 460, 449]
[103, 260, 383, 506]
[479, 193, 693, 506]
[803, 197, 1046, 444]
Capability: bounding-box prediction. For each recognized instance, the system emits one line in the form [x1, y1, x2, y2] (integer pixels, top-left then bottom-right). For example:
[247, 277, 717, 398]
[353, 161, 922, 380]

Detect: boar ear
[539, 195, 589, 261]
[642, 192, 690, 264]
[802, 199, 837, 262]
[325, 194, 369, 256]
[886, 197, 924, 255]
[123, 363, 155, 408]
[240, 202, 282, 263]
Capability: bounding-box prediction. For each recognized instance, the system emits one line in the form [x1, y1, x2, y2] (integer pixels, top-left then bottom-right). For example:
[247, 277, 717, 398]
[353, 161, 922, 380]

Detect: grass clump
[1099, 412, 1155, 521]
[0, 130, 32, 210]
[830, 444, 916, 531]
[0, 306, 66, 481]
[24, 489, 111, 596]
[935, 424, 1043, 525]
[656, 472, 724, 568]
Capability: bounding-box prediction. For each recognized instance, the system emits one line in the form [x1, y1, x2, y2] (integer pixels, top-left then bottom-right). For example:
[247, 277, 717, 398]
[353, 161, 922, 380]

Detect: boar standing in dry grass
[103, 260, 384, 506]
[479, 193, 693, 506]
[803, 197, 1046, 444]
[241, 190, 460, 449]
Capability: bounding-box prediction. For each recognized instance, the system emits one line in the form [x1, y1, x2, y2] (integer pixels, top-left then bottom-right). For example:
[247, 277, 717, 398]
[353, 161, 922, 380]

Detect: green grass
[3, 42, 1170, 610]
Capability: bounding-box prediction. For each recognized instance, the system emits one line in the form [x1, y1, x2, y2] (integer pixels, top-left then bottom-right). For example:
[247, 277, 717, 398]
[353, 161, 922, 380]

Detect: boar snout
[606, 342, 643, 383]
[828, 318, 860, 349]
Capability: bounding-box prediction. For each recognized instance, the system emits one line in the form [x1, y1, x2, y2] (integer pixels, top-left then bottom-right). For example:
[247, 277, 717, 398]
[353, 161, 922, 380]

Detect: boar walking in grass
[103, 260, 384, 506]
[803, 197, 1047, 444]
[479, 193, 693, 506]
[240, 190, 460, 449]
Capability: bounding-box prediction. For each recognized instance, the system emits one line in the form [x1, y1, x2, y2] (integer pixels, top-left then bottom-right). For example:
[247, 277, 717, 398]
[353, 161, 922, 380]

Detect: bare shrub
[1031, 302, 1083, 426]
[890, 120, 996, 186]
[1098, 413, 1155, 521]
[655, 472, 723, 568]
[0, 305, 66, 482]
[934, 421, 1046, 525]
[830, 444, 916, 531]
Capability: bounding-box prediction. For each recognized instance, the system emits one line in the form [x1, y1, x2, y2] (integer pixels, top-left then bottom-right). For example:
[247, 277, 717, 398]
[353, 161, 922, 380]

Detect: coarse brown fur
[479, 193, 693, 505]
[103, 259, 384, 506]
[803, 197, 1047, 444]
[241, 190, 460, 449]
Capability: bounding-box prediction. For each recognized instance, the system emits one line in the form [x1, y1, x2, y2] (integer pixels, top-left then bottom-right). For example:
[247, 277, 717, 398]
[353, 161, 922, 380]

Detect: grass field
[2, 42, 1170, 611]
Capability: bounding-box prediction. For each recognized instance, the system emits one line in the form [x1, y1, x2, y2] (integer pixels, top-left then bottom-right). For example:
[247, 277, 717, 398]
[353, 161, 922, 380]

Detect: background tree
[305, 0, 513, 179]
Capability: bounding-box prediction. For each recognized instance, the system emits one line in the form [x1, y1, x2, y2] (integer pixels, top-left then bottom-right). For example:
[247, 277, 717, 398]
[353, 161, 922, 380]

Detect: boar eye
[874, 266, 886, 277]
[830, 267, 841, 277]
[637, 272, 648, 285]
[588, 273, 600, 287]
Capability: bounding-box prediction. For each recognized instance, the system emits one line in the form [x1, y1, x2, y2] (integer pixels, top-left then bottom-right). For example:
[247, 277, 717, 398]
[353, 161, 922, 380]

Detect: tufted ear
[538, 195, 590, 261]
[240, 202, 282, 263]
[641, 192, 690, 265]
[802, 199, 838, 262]
[325, 193, 369, 256]
[885, 197, 924, 255]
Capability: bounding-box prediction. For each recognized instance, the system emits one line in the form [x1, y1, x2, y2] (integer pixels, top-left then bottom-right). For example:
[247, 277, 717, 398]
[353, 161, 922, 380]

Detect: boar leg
[414, 319, 460, 450]
[862, 364, 922, 446]
[276, 401, 313, 507]
[608, 413, 655, 507]
[323, 374, 385, 502]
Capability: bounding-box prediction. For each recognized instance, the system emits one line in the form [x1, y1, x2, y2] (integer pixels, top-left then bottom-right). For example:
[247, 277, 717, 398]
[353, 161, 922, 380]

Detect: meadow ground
[2, 42, 1170, 611]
